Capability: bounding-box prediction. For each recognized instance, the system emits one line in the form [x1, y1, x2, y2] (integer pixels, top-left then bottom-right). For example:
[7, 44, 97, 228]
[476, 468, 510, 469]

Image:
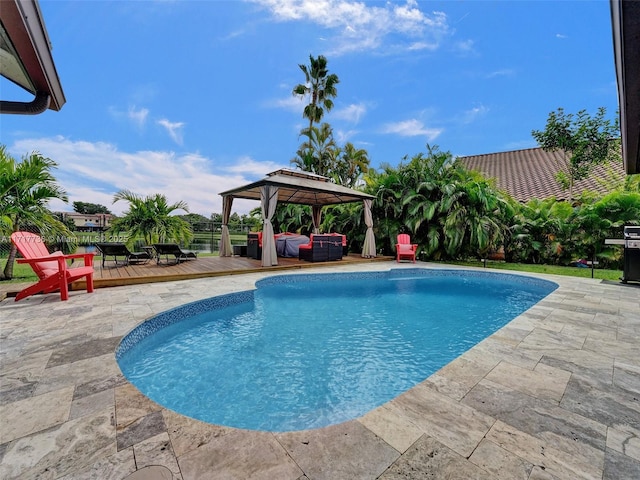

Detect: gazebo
[218, 169, 376, 267]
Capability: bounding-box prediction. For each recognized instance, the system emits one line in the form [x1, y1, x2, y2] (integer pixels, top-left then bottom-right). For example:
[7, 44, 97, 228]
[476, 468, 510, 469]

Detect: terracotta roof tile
[459, 147, 624, 203]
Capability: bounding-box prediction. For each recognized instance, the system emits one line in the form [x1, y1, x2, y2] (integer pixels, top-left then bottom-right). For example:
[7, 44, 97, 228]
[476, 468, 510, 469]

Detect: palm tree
[292, 55, 339, 132]
[291, 123, 339, 177]
[1, 146, 72, 280]
[333, 142, 369, 188]
[110, 190, 193, 246]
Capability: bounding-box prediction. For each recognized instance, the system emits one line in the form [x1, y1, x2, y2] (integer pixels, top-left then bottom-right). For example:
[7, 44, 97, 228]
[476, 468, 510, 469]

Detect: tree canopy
[73, 201, 111, 215]
[532, 107, 620, 200]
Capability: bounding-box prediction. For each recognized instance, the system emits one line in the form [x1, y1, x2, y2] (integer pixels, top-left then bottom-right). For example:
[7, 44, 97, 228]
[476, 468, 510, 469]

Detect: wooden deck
[81, 254, 393, 290]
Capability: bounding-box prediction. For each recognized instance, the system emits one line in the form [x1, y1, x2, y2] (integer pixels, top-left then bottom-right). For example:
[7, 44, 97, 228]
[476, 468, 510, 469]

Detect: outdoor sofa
[298, 234, 344, 262]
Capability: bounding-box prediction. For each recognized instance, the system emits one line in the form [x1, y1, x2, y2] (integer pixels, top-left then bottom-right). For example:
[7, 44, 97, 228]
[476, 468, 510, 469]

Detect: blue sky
[2, 0, 618, 217]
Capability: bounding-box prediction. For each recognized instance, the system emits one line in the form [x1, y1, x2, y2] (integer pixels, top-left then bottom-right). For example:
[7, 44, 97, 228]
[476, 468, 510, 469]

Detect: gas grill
[622, 226, 640, 283]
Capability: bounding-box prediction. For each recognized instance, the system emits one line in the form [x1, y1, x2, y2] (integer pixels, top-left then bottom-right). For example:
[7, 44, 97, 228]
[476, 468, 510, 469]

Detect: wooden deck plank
[72, 254, 393, 290]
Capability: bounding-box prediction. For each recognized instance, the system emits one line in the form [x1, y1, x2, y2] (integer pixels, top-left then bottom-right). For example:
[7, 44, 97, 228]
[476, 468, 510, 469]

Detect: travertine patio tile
[464, 377, 608, 455]
[538, 349, 614, 387]
[34, 353, 121, 396]
[0, 407, 116, 480]
[468, 438, 532, 480]
[390, 382, 495, 457]
[57, 447, 136, 480]
[357, 403, 423, 453]
[70, 388, 114, 420]
[424, 355, 498, 401]
[486, 420, 602, 480]
[527, 465, 562, 479]
[116, 410, 166, 451]
[0, 385, 73, 443]
[115, 382, 163, 429]
[584, 337, 639, 365]
[483, 361, 570, 403]
[520, 326, 586, 351]
[276, 420, 399, 480]
[613, 360, 640, 394]
[133, 432, 182, 479]
[74, 373, 127, 399]
[378, 434, 492, 479]
[604, 448, 640, 479]
[163, 409, 234, 457]
[47, 336, 122, 367]
[606, 426, 640, 462]
[0, 349, 51, 404]
[179, 429, 302, 480]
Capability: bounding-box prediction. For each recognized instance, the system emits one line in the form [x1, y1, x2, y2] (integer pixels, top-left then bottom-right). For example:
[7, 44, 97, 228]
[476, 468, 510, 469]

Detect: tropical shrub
[109, 190, 193, 246]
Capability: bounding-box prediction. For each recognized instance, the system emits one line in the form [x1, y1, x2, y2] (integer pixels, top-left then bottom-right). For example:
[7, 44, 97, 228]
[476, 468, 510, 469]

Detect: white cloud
[128, 106, 149, 128]
[8, 136, 281, 216]
[224, 156, 287, 176]
[454, 39, 475, 54]
[333, 103, 367, 124]
[108, 105, 149, 129]
[461, 105, 489, 124]
[486, 68, 515, 78]
[380, 118, 442, 140]
[333, 128, 359, 144]
[250, 0, 450, 55]
[556, 33, 568, 39]
[265, 95, 306, 113]
[157, 118, 185, 145]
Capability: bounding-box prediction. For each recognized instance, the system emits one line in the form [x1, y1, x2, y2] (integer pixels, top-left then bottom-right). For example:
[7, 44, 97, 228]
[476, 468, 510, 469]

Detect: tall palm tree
[292, 55, 339, 132]
[110, 190, 193, 246]
[1, 146, 72, 279]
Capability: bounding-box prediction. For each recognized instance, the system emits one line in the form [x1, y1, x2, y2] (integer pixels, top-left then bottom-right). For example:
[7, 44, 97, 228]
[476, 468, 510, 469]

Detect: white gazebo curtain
[311, 205, 323, 234]
[260, 185, 279, 266]
[362, 198, 376, 258]
[219, 195, 234, 257]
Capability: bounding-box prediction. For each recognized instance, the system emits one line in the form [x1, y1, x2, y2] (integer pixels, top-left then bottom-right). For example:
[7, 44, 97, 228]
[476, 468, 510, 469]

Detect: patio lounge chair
[396, 233, 417, 263]
[95, 242, 151, 268]
[10, 231, 95, 301]
[152, 243, 198, 265]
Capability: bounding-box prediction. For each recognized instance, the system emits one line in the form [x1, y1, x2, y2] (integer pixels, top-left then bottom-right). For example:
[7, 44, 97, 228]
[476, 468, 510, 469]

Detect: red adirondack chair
[10, 231, 95, 301]
[396, 233, 418, 263]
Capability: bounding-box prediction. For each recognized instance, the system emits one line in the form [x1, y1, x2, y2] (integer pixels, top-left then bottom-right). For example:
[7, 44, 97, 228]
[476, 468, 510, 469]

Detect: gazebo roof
[219, 169, 374, 206]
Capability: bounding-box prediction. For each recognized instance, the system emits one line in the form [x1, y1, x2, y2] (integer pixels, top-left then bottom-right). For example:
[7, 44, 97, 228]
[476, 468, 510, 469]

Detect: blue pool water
[117, 269, 557, 432]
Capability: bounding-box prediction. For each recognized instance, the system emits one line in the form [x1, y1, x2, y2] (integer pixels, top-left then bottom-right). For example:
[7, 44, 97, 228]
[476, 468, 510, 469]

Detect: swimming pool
[117, 269, 557, 432]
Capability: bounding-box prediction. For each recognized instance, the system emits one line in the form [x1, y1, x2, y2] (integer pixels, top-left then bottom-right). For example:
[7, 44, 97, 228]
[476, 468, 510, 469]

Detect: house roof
[219, 168, 374, 206]
[0, 0, 65, 114]
[610, 0, 640, 174]
[459, 147, 626, 203]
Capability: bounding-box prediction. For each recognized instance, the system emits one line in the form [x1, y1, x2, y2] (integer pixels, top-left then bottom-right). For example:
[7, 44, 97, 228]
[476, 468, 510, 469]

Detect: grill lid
[623, 226, 640, 238]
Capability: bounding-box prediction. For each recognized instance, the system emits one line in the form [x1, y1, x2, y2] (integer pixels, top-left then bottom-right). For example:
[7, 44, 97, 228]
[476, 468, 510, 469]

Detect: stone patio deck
[0, 262, 638, 479]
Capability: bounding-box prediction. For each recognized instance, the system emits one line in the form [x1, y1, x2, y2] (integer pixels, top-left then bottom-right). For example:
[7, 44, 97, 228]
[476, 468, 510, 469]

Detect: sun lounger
[95, 242, 151, 268]
[152, 243, 198, 265]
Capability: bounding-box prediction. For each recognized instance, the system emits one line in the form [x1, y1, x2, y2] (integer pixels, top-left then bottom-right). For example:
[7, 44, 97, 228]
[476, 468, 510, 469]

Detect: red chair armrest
[65, 252, 95, 266]
[17, 253, 68, 271]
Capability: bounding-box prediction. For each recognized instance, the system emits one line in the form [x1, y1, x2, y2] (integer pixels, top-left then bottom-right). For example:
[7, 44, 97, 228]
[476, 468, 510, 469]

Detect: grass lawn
[444, 260, 623, 282]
